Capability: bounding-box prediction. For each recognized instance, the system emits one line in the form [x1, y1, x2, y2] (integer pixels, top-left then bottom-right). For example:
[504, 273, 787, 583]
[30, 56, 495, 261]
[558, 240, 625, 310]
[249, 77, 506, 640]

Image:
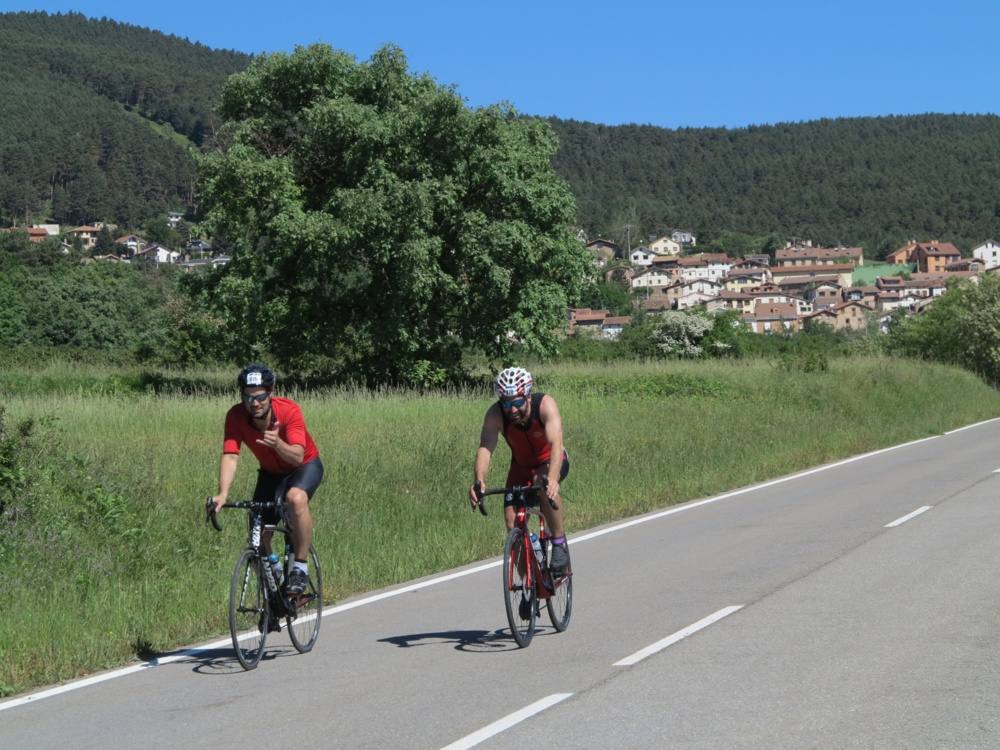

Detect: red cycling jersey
[223, 396, 319, 475]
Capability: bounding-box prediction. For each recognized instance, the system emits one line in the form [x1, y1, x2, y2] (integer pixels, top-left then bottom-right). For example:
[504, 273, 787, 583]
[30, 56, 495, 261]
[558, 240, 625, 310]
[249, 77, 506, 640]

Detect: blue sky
[3, 1, 997, 129]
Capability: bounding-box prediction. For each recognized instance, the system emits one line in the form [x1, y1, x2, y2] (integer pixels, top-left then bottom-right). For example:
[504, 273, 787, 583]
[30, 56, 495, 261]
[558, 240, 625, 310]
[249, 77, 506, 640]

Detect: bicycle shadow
[138, 643, 300, 676]
[378, 627, 553, 653]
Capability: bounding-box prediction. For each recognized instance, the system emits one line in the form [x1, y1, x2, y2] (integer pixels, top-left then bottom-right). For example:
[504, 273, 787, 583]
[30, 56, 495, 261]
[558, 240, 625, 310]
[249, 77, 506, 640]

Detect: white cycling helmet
[495, 366, 533, 399]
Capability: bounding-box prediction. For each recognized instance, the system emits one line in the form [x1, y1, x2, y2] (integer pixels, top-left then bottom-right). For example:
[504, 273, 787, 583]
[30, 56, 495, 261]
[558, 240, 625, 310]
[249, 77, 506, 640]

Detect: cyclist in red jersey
[209, 363, 324, 595]
[469, 366, 571, 572]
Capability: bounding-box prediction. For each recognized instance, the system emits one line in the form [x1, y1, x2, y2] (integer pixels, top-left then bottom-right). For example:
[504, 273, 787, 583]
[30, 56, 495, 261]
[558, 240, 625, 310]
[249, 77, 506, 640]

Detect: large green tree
[196, 44, 589, 385]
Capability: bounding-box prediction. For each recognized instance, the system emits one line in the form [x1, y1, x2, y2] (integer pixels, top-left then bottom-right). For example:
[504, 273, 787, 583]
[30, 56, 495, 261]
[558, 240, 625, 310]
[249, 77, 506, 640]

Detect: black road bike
[206, 498, 322, 670]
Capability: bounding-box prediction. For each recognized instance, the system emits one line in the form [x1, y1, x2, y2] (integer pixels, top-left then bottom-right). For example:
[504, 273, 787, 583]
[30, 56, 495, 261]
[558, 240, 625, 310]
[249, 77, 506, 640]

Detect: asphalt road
[4, 419, 1000, 749]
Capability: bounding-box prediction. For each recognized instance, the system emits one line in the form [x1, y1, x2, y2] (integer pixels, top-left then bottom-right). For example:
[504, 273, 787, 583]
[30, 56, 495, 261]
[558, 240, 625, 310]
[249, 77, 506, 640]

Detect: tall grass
[1, 356, 999, 695]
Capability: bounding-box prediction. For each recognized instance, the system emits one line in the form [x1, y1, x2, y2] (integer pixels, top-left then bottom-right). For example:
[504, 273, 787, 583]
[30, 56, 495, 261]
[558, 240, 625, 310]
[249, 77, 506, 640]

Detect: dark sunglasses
[242, 392, 271, 404]
[499, 397, 526, 410]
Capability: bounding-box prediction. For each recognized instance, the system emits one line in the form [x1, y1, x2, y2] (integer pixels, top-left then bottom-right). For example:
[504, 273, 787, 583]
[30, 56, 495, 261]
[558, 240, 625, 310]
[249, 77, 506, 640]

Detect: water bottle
[530, 533, 542, 563]
[267, 552, 283, 586]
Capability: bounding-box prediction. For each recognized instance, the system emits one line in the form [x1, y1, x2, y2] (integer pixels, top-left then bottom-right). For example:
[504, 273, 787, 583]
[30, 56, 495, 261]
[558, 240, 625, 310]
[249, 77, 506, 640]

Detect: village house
[885, 241, 960, 270]
[135, 242, 180, 265]
[770, 263, 854, 289]
[66, 225, 101, 249]
[630, 247, 655, 266]
[600, 316, 632, 339]
[114, 234, 145, 258]
[744, 302, 801, 333]
[903, 271, 976, 298]
[775, 246, 864, 267]
[567, 308, 609, 335]
[649, 235, 681, 256]
[803, 281, 843, 309]
[630, 266, 677, 292]
[913, 243, 961, 273]
[1, 226, 50, 243]
[706, 290, 753, 314]
[585, 239, 619, 267]
[723, 271, 771, 292]
[670, 229, 697, 246]
[826, 301, 871, 331]
[664, 278, 723, 310]
[745, 286, 812, 316]
[972, 240, 1000, 269]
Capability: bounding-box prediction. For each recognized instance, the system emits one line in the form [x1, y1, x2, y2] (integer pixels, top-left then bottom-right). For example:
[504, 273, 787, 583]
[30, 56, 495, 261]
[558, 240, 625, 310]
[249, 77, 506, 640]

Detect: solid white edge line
[945, 417, 1000, 435]
[884, 505, 933, 528]
[440, 693, 573, 750]
[0, 419, 984, 711]
[572, 434, 941, 546]
[614, 606, 744, 667]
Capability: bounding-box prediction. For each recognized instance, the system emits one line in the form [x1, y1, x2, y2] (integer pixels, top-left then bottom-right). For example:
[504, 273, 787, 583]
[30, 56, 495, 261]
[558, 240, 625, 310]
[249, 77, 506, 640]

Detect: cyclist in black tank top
[469, 367, 571, 572]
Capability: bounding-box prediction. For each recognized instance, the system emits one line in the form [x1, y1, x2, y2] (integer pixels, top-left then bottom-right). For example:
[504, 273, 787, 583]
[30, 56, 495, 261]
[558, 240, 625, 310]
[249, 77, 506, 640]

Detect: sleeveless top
[501, 392, 552, 467]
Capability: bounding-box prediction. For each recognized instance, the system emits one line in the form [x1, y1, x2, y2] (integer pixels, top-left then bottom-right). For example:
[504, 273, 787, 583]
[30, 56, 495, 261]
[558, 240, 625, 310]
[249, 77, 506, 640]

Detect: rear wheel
[547, 571, 573, 632]
[287, 544, 323, 653]
[229, 549, 268, 670]
[503, 528, 536, 647]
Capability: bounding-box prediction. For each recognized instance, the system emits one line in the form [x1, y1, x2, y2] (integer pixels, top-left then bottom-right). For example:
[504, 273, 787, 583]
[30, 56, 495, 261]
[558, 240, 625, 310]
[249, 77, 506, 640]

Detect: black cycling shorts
[503, 453, 569, 507]
[253, 457, 324, 523]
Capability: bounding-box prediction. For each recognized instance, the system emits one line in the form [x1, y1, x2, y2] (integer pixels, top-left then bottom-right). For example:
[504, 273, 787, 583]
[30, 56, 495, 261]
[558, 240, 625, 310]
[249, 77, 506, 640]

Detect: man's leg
[285, 486, 313, 561]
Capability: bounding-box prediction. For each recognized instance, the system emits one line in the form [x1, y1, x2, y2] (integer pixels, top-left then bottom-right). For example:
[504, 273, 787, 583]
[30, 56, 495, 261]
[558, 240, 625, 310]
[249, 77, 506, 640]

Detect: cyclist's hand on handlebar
[209, 494, 227, 514]
[469, 481, 484, 510]
[546, 479, 560, 503]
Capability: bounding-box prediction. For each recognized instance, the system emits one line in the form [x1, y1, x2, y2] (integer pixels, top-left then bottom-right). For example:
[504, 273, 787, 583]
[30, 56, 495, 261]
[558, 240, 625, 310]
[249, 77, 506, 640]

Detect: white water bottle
[267, 552, 283, 586]
[530, 533, 542, 563]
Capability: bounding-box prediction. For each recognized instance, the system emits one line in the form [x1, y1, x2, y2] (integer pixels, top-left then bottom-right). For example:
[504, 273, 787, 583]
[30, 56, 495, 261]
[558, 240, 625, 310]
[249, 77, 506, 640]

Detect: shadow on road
[379, 627, 553, 653]
[148, 644, 300, 676]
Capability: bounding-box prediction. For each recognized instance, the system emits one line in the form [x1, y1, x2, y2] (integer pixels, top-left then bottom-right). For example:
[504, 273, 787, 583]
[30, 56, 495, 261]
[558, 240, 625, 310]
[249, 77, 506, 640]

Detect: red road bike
[474, 481, 573, 647]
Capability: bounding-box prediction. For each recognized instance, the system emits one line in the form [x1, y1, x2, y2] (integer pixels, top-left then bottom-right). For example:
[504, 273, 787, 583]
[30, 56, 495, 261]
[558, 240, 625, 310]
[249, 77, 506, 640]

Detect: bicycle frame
[477, 483, 565, 597]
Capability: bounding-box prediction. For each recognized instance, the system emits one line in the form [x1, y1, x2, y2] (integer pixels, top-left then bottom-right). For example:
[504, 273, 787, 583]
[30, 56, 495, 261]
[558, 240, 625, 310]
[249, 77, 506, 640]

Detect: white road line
[884, 506, 932, 528]
[614, 606, 744, 667]
[945, 417, 1000, 435]
[0, 421, 979, 711]
[993, 468, 1000, 474]
[440, 693, 573, 750]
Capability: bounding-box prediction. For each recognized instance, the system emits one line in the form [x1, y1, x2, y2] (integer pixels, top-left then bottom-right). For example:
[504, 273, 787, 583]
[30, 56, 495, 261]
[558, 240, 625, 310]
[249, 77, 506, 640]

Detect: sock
[293, 559, 308, 574]
[550, 535, 566, 546]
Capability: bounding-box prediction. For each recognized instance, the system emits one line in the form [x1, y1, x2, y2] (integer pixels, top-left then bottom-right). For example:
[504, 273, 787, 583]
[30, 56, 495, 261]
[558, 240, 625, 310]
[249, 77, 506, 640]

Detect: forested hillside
[549, 115, 1000, 256]
[4, 11, 1000, 257]
[0, 11, 249, 227]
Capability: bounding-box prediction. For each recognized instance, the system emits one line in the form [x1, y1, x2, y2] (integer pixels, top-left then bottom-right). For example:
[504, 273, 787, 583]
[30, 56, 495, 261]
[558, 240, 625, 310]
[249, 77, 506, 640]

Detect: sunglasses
[499, 397, 526, 410]
[242, 392, 271, 404]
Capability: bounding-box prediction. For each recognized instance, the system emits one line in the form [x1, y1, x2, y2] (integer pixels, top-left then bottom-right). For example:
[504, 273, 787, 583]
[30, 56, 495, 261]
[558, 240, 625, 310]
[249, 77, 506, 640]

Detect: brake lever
[205, 496, 223, 532]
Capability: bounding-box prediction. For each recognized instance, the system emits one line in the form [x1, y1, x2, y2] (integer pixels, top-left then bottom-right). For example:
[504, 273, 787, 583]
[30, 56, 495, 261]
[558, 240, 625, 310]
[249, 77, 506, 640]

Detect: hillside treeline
[548, 115, 1000, 256]
[0, 11, 249, 227]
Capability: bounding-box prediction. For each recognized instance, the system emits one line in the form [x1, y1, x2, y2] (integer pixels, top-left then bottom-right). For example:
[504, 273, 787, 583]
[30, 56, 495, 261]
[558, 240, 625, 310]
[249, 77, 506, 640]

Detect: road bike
[206, 498, 322, 670]
[474, 481, 573, 647]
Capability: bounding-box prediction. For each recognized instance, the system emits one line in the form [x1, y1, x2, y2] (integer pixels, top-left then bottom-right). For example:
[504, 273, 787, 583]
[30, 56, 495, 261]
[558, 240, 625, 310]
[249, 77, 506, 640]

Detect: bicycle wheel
[547, 570, 573, 632]
[287, 544, 323, 653]
[229, 549, 268, 670]
[503, 528, 536, 647]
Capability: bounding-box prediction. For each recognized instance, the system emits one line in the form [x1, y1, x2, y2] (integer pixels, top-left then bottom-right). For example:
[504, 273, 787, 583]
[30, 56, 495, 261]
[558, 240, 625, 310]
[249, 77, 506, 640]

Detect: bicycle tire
[503, 527, 536, 647]
[287, 544, 323, 653]
[546, 571, 573, 632]
[229, 549, 268, 670]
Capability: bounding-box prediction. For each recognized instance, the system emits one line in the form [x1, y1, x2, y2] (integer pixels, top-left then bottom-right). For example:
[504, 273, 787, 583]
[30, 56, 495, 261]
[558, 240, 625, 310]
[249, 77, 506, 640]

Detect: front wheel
[229, 549, 268, 670]
[503, 528, 536, 647]
[287, 544, 323, 653]
[547, 571, 573, 632]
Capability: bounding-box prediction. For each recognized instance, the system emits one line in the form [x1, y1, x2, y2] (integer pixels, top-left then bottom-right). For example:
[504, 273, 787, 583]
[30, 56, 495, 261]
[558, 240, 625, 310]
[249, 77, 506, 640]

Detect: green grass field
[2, 356, 999, 696]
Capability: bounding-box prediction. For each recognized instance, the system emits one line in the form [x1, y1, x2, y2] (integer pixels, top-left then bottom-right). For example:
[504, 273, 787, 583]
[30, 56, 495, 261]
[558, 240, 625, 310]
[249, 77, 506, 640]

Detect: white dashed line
[614, 606, 744, 667]
[885, 506, 932, 528]
[440, 693, 573, 750]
